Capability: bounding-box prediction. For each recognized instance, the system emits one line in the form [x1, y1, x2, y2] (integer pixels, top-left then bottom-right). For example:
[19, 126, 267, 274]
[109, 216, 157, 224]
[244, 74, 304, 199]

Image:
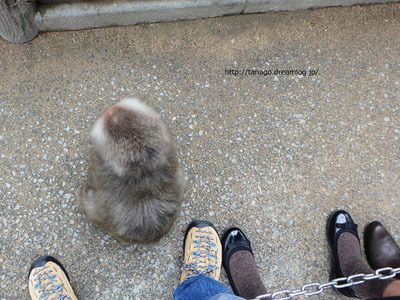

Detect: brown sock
[337, 233, 393, 299]
[228, 250, 267, 299]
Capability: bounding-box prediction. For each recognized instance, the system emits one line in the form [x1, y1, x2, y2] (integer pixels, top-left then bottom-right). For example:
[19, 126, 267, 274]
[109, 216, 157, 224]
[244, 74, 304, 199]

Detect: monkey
[77, 97, 185, 244]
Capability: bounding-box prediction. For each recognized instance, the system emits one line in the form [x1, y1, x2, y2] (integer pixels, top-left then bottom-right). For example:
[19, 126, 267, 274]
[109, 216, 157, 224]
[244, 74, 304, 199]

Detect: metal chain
[251, 267, 400, 300]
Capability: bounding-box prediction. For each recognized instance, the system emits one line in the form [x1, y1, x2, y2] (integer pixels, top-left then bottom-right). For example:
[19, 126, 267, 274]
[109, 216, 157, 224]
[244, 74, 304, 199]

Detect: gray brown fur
[77, 98, 185, 244]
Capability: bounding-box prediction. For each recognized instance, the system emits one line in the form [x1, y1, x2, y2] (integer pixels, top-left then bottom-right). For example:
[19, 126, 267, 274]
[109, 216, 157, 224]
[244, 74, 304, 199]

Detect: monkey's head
[90, 98, 171, 176]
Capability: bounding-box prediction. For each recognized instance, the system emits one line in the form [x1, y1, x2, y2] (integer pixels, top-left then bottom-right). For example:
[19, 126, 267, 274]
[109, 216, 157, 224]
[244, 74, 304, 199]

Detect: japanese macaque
[77, 98, 185, 244]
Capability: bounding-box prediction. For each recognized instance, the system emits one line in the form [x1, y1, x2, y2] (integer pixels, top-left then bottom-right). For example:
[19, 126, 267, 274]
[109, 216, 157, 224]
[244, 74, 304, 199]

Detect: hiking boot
[28, 256, 78, 300]
[180, 220, 222, 283]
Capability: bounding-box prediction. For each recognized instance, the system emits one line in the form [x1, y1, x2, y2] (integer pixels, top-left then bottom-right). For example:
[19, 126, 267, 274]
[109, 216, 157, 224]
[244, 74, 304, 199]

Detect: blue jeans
[173, 275, 245, 300]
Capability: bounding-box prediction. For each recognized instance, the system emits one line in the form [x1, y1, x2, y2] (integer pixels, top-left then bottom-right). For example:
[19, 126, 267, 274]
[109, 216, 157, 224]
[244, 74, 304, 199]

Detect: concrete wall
[35, 0, 400, 32]
[2, 0, 399, 43]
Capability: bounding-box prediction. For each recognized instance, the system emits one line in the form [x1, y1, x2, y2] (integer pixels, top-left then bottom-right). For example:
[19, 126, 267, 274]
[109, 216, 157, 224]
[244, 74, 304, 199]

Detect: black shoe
[221, 227, 253, 295]
[327, 210, 360, 298]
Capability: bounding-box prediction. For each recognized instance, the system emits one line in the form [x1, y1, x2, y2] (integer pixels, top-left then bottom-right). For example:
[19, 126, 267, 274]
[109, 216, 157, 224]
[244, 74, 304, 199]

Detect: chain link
[251, 267, 400, 300]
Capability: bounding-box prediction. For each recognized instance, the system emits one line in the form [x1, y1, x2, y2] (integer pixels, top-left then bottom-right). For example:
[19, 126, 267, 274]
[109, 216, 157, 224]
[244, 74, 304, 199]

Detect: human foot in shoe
[327, 210, 393, 299]
[364, 221, 400, 279]
[180, 220, 222, 283]
[222, 227, 267, 299]
[28, 256, 78, 300]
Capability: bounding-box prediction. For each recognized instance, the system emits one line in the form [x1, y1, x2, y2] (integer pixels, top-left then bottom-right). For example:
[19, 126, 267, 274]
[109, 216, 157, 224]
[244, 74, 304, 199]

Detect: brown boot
[28, 256, 78, 300]
[364, 221, 400, 279]
[180, 220, 222, 283]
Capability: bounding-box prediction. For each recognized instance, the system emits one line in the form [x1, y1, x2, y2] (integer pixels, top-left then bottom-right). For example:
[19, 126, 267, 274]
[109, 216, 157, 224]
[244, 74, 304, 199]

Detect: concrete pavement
[0, 3, 399, 299]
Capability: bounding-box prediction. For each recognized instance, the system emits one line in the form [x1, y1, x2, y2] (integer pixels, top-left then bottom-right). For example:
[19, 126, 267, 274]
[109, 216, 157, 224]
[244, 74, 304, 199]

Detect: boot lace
[183, 229, 218, 280]
[33, 265, 72, 300]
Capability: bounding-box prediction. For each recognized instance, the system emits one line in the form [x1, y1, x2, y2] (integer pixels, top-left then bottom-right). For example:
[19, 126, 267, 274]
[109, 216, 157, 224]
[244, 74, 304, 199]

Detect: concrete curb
[35, 0, 400, 32]
[244, 0, 399, 12]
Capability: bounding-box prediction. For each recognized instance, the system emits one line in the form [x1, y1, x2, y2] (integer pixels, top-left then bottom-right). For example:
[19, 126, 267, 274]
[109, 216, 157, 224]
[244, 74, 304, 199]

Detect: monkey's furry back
[77, 98, 185, 244]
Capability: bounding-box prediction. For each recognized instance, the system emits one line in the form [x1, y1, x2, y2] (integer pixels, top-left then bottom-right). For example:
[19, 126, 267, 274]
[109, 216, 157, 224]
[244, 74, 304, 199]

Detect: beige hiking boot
[28, 256, 78, 300]
[180, 220, 222, 283]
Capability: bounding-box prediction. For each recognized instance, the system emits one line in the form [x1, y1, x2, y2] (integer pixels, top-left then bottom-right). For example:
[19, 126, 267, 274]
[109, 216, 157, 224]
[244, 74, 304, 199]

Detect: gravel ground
[0, 3, 399, 300]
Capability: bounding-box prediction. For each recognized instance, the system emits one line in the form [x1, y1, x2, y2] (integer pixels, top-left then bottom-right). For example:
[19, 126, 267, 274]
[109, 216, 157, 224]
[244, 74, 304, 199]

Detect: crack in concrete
[241, 0, 250, 14]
